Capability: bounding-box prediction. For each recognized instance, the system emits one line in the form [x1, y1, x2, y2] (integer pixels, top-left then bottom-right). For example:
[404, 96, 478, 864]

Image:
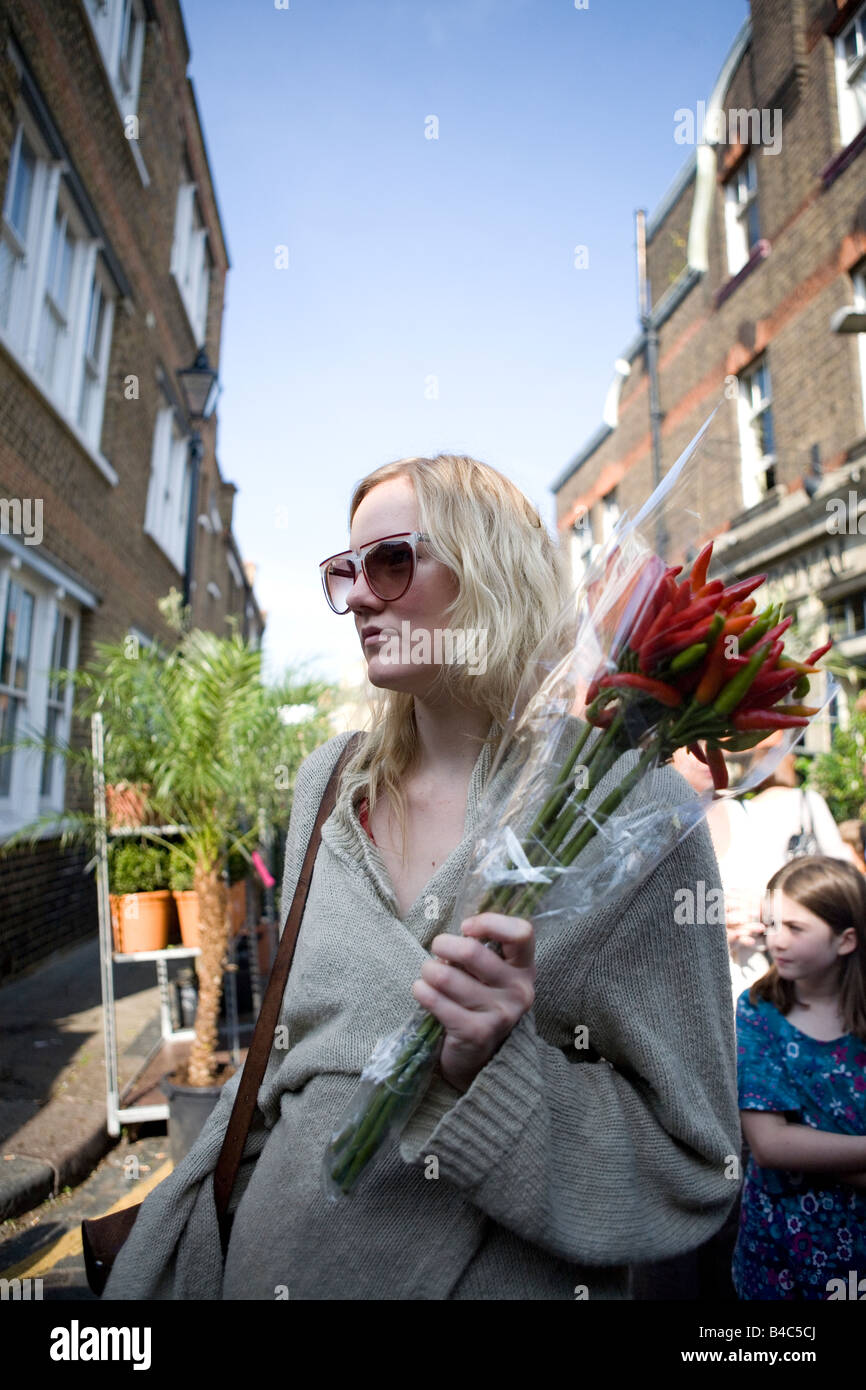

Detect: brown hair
[749, 855, 866, 1040]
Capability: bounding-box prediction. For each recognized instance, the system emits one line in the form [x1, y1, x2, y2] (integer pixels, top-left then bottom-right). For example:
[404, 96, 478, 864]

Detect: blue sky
[181, 0, 749, 690]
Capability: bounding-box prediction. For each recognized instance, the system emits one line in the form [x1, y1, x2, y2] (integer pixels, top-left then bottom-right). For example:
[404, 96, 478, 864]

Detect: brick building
[553, 0, 866, 752]
[0, 0, 264, 980]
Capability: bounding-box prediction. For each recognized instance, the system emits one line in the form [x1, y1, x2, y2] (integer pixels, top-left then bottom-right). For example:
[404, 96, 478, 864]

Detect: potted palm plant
[1, 600, 338, 1115]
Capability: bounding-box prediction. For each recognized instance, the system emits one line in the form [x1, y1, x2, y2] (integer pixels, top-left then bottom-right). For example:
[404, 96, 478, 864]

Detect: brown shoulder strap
[212, 731, 363, 1246]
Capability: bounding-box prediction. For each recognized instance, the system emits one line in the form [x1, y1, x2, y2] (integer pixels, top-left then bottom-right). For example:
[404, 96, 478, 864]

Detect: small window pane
[13, 588, 34, 690]
[39, 705, 60, 797]
[9, 135, 36, 239]
[0, 692, 19, 797]
[844, 26, 859, 66]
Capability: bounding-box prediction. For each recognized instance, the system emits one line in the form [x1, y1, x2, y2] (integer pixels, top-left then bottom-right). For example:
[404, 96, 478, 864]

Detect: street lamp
[176, 348, 220, 619]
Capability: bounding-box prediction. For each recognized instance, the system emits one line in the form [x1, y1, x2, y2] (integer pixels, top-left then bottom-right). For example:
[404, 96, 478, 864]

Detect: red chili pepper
[687, 741, 708, 765]
[638, 599, 675, 652]
[742, 667, 799, 695]
[695, 642, 730, 705]
[689, 542, 714, 593]
[642, 629, 715, 673]
[737, 673, 800, 710]
[615, 556, 669, 652]
[721, 614, 757, 638]
[706, 746, 729, 790]
[665, 595, 726, 634]
[588, 705, 616, 728]
[598, 672, 682, 707]
[718, 575, 766, 608]
[694, 580, 725, 601]
[672, 578, 693, 613]
[732, 710, 810, 730]
[806, 641, 833, 665]
[760, 616, 794, 647]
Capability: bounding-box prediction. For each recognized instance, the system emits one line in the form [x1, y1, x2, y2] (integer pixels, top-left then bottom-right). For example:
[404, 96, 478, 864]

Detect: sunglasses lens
[324, 558, 356, 612]
[366, 541, 414, 599]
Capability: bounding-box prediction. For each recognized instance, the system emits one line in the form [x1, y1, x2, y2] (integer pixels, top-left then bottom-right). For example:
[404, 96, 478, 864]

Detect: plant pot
[160, 1072, 227, 1168]
[109, 890, 172, 953]
[105, 782, 151, 830]
[173, 887, 243, 946]
[173, 889, 201, 948]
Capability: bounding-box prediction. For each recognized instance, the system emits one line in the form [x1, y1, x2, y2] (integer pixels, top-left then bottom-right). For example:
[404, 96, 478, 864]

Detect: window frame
[170, 177, 211, 346]
[0, 561, 81, 835]
[736, 358, 777, 510]
[601, 488, 620, 544]
[84, 0, 148, 121]
[853, 263, 866, 433]
[569, 508, 595, 585]
[0, 104, 118, 459]
[724, 154, 760, 277]
[143, 403, 193, 574]
[835, 4, 866, 149]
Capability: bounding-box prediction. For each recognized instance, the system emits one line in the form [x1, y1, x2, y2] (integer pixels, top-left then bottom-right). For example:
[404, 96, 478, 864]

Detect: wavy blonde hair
[337, 453, 574, 862]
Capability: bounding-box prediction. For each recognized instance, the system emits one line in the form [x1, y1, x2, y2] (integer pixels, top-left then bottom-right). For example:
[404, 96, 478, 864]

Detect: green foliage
[109, 841, 169, 894]
[168, 843, 195, 892]
[227, 845, 248, 883]
[0, 615, 338, 871]
[805, 710, 866, 823]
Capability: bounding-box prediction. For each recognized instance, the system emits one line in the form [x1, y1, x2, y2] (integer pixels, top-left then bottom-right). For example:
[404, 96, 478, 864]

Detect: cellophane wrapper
[321, 402, 837, 1199]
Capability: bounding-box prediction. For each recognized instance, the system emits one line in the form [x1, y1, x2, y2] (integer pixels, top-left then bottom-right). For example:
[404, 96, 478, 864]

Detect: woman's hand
[411, 913, 536, 1095]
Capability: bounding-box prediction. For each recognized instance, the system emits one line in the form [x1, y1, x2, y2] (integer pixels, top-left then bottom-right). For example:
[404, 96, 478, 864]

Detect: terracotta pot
[173, 889, 201, 948]
[109, 890, 172, 953]
[105, 782, 152, 830]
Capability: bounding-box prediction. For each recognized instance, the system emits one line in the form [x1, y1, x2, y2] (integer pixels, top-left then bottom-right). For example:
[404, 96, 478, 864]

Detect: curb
[0, 1121, 115, 1223]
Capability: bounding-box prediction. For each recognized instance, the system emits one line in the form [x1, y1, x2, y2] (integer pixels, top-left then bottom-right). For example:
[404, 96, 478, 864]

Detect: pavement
[0, 935, 169, 1222]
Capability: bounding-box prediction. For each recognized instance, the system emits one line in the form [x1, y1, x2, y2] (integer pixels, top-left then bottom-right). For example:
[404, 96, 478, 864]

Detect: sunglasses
[319, 532, 430, 614]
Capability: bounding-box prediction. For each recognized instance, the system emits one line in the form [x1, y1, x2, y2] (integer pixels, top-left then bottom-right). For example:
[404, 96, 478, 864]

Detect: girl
[733, 855, 866, 1300]
[104, 453, 739, 1300]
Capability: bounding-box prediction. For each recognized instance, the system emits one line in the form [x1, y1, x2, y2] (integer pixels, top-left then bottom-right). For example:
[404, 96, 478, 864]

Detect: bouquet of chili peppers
[321, 411, 836, 1199]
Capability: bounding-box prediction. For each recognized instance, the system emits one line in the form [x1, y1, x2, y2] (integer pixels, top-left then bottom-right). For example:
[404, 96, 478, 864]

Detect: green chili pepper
[737, 607, 774, 653]
[705, 612, 725, 648]
[711, 638, 772, 717]
[669, 641, 708, 673]
[793, 674, 811, 700]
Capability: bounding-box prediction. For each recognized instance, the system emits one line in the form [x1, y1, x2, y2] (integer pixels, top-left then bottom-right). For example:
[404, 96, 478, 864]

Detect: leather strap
[212, 731, 363, 1251]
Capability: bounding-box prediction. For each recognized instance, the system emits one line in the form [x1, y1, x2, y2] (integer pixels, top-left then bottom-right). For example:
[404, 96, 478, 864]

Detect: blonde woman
[103, 454, 740, 1301]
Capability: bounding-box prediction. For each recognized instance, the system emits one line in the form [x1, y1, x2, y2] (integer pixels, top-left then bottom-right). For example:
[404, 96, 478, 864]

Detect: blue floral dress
[732, 989, 866, 1300]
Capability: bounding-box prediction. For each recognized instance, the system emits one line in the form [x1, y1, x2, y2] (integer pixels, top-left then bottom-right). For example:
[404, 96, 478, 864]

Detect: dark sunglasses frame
[319, 531, 430, 614]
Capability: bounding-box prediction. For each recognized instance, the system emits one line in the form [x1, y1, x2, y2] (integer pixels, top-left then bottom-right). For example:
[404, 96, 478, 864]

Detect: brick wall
[0, 1, 261, 980]
[556, 0, 866, 571]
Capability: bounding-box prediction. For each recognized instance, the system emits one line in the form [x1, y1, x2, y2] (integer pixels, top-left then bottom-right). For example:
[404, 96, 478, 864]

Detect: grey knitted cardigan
[103, 720, 740, 1300]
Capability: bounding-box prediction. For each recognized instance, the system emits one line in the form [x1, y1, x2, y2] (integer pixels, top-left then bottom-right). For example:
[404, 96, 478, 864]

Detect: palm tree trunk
[186, 864, 231, 1087]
